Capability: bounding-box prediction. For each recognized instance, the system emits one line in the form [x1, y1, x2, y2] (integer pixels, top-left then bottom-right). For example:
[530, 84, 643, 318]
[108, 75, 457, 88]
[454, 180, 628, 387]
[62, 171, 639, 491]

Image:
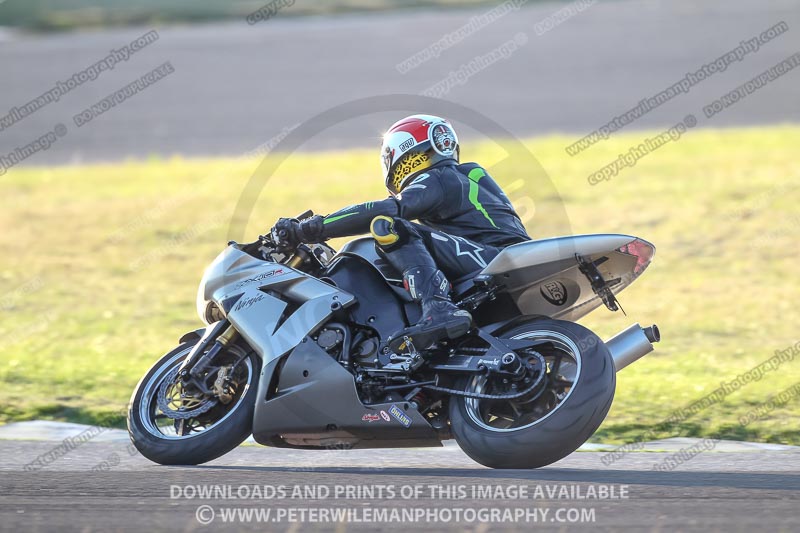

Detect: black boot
[388, 266, 472, 353]
[370, 216, 472, 353]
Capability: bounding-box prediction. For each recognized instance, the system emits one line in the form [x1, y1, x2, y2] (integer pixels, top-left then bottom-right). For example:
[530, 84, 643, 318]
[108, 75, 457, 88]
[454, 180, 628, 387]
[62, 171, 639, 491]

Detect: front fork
[178, 320, 240, 394]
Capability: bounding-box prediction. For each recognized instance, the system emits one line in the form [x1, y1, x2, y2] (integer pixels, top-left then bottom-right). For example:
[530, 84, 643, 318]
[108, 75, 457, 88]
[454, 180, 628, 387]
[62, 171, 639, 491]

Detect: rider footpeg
[381, 337, 426, 373]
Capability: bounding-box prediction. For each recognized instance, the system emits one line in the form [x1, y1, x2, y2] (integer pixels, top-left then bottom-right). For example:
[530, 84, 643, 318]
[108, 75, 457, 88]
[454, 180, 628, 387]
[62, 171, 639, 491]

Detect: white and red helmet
[380, 114, 459, 195]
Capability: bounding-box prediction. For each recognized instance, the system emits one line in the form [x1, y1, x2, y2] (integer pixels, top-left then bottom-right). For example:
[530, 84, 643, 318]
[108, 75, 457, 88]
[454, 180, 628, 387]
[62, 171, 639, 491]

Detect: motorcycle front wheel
[449, 319, 615, 469]
[128, 339, 260, 465]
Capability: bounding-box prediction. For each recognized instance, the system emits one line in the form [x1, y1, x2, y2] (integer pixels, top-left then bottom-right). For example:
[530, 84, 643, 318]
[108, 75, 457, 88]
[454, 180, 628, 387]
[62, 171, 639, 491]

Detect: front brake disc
[156, 366, 218, 420]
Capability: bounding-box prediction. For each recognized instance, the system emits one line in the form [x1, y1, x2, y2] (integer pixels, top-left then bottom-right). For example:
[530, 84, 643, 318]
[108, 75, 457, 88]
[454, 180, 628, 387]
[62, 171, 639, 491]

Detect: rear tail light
[618, 238, 655, 275]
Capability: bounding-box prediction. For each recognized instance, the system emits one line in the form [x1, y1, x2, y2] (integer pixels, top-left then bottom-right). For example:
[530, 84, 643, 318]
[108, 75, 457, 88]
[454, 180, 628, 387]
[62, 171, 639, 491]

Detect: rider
[274, 114, 530, 352]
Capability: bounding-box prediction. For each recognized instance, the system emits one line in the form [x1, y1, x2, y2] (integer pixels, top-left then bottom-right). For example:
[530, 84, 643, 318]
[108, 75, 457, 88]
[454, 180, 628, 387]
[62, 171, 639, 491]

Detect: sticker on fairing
[388, 404, 412, 428]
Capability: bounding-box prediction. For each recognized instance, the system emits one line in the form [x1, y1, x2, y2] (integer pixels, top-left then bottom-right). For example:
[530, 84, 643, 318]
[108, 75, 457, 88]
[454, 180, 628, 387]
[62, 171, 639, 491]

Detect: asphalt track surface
[1, 0, 800, 165]
[2, 440, 799, 532]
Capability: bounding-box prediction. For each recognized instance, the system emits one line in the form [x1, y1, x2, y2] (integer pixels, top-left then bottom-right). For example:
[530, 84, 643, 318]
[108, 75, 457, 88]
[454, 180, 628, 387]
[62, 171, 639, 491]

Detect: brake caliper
[213, 365, 235, 404]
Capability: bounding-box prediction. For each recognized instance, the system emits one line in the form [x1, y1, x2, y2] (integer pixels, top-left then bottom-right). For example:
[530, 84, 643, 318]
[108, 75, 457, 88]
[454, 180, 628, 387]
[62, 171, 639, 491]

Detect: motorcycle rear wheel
[449, 319, 615, 469]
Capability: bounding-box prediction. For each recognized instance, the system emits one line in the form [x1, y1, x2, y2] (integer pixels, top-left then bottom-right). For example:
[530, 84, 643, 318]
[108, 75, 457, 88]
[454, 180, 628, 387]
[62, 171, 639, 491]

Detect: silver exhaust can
[605, 323, 660, 372]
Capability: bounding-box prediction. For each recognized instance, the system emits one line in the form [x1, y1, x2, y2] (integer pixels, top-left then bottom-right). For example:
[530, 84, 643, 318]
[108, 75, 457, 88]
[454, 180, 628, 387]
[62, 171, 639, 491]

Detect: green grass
[0, 0, 520, 32]
[1, 125, 799, 445]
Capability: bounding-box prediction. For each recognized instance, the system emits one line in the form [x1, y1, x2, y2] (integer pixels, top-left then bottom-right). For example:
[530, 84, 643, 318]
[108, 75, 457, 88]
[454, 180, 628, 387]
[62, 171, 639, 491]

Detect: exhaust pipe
[605, 323, 660, 372]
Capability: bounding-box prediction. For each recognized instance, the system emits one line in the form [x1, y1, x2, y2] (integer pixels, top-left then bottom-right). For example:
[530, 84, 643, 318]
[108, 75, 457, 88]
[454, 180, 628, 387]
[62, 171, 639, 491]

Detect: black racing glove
[272, 215, 325, 249]
[299, 215, 325, 243]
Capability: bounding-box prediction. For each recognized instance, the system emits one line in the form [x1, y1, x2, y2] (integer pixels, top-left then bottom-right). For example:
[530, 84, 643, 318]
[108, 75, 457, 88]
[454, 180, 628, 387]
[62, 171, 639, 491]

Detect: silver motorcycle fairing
[195, 244, 439, 449]
[480, 234, 655, 321]
[196, 245, 356, 362]
[251, 338, 441, 449]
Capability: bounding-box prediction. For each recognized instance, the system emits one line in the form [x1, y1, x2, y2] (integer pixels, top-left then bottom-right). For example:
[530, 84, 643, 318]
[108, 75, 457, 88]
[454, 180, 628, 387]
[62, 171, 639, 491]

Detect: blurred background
[0, 0, 798, 445]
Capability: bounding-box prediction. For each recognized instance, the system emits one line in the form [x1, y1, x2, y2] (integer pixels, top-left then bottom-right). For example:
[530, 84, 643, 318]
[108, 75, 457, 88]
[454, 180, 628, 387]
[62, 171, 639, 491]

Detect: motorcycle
[128, 211, 660, 469]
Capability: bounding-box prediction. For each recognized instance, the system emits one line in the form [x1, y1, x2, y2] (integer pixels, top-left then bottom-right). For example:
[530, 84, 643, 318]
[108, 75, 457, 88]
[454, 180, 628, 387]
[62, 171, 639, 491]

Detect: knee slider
[370, 216, 406, 250]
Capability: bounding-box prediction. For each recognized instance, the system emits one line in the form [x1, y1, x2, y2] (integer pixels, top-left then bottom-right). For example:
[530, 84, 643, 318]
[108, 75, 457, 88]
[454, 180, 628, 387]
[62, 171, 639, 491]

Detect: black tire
[128, 341, 260, 465]
[449, 319, 615, 469]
